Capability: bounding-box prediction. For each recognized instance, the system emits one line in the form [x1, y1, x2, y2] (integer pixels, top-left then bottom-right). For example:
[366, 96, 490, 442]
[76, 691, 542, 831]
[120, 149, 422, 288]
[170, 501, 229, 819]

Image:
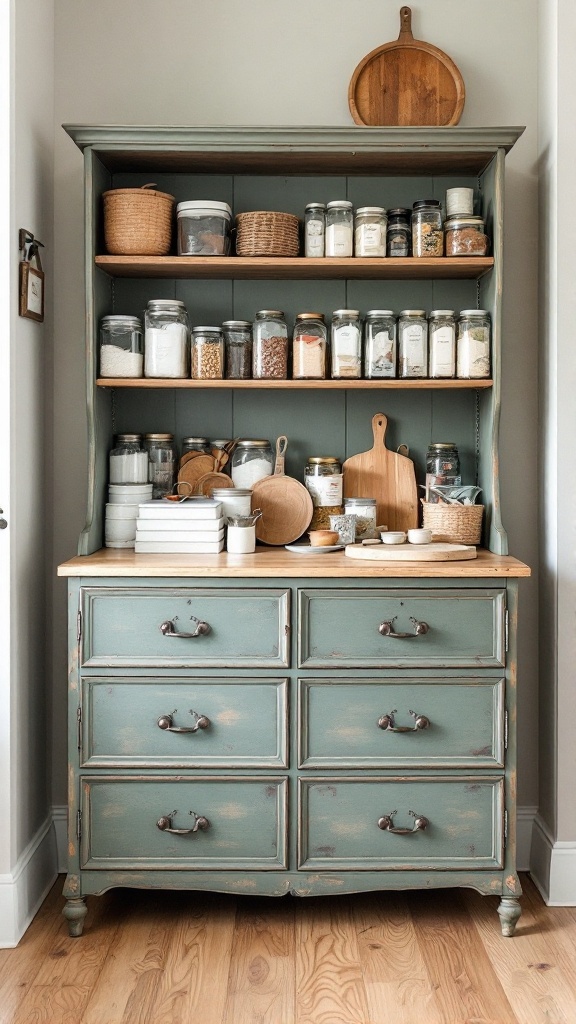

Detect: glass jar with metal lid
[428, 310, 456, 379]
[191, 326, 224, 379]
[331, 309, 362, 379]
[293, 313, 327, 379]
[211, 488, 252, 519]
[144, 299, 188, 378]
[343, 497, 377, 540]
[304, 203, 326, 258]
[425, 443, 461, 502]
[354, 207, 387, 257]
[457, 310, 491, 378]
[143, 433, 178, 498]
[364, 310, 397, 378]
[252, 310, 288, 379]
[445, 216, 488, 256]
[223, 320, 252, 379]
[304, 457, 343, 529]
[231, 439, 274, 488]
[100, 315, 143, 378]
[398, 310, 427, 378]
[109, 434, 148, 484]
[325, 201, 353, 257]
[411, 199, 444, 258]
[181, 437, 210, 455]
[386, 208, 411, 257]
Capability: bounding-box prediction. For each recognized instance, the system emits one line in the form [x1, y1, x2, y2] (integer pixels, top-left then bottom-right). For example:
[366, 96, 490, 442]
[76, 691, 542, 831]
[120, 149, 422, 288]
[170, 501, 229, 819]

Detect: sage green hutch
[58, 125, 530, 938]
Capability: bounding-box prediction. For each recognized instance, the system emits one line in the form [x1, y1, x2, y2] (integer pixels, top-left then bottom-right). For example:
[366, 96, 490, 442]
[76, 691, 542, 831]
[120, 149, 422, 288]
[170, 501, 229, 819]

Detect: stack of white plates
[105, 483, 153, 548]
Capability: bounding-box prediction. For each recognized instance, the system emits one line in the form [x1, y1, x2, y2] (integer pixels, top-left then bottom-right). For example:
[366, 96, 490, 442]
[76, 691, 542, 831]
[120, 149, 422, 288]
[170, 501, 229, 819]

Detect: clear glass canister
[457, 310, 491, 378]
[304, 203, 326, 258]
[354, 207, 387, 257]
[411, 199, 444, 258]
[231, 440, 274, 488]
[252, 310, 288, 379]
[143, 433, 178, 498]
[386, 208, 411, 257]
[343, 497, 377, 540]
[109, 433, 148, 484]
[426, 443, 461, 502]
[304, 457, 343, 529]
[191, 326, 224, 379]
[223, 320, 252, 379]
[364, 310, 397, 378]
[211, 487, 252, 518]
[100, 315, 143, 378]
[293, 313, 327, 379]
[325, 201, 353, 257]
[398, 309, 428, 378]
[331, 309, 362, 379]
[181, 436, 210, 455]
[144, 299, 189, 378]
[428, 310, 456, 379]
[445, 216, 489, 256]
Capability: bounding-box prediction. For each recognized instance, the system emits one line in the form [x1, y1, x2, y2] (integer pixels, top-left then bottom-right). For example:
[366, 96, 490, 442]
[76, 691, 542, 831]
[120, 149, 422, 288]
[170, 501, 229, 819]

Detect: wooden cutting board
[343, 413, 418, 532]
[251, 436, 313, 546]
[345, 542, 476, 562]
[348, 7, 465, 127]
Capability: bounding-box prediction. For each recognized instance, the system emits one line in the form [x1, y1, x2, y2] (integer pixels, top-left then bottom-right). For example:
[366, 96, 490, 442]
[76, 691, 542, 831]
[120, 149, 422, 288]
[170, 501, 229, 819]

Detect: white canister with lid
[446, 187, 474, 217]
[108, 483, 153, 505]
[211, 488, 252, 519]
[176, 200, 232, 255]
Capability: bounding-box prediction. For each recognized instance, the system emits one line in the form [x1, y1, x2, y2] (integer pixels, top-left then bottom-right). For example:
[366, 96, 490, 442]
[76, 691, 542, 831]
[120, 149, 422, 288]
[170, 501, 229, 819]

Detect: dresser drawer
[298, 589, 505, 668]
[82, 677, 288, 768]
[80, 586, 290, 668]
[298, 777, 504, 871]
[80, 776, 287, 870]
[299, 678, 505, 769]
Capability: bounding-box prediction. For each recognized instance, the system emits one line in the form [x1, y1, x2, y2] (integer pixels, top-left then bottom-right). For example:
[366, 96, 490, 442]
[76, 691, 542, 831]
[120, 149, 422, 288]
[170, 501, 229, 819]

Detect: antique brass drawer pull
[378, 616, 429, 639]
[378, 709, 430, 732]
[377, 810, 429, 835]
[160, 616, 211, 638]
[157, 710, 210, 733]
[156, 810, 210, 835]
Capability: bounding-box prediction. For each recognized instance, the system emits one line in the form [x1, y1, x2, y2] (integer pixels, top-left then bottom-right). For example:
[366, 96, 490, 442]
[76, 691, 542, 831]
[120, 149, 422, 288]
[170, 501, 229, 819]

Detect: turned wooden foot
[62, 897, 88, 937]
[497, 896, 521, 936]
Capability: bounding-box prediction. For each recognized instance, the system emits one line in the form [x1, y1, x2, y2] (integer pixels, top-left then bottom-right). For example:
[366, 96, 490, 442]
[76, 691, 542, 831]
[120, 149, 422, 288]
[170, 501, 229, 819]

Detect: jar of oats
[191, 327, 224, 379]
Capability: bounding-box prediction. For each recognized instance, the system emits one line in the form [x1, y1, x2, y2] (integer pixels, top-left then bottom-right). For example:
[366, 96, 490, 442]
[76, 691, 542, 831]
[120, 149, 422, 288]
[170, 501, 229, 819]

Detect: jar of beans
[252, 310, 288, 379]
[191, 327, 224, 379]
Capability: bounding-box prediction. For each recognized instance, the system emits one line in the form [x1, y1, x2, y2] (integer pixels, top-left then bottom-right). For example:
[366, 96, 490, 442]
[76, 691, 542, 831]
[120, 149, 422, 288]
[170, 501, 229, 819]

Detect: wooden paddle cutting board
[251, 436, 313, 546]
[343, 413, 418, 532]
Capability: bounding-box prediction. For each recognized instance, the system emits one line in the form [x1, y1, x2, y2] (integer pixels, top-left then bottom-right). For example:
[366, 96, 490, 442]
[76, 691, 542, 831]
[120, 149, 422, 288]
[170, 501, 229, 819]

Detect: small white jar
[212, 488, 252, 519]
[226, 524, 256, 553]
[108, 483, 153, 505]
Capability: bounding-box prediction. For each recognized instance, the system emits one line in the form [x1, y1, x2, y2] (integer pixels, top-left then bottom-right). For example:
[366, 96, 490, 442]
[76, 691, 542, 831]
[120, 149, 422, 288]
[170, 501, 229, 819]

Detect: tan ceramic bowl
[308, 529, 340, 547]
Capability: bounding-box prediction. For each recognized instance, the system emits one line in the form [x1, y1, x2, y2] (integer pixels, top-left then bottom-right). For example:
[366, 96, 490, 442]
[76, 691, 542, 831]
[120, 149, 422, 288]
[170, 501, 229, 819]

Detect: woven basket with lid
[103, 184, 175, 255]
[235, 211, 300, 257]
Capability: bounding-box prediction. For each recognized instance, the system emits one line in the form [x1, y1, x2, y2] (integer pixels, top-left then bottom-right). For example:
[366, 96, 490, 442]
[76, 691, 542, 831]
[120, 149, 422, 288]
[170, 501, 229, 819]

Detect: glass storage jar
[176, 200, 232, 255]
[386, 208, 411, 257]
[428, 310, 456, 379]
[457, 310, 491, 378]
[292, 313, 327, 379]
[231, 440, 274, 488]
[191, 326, 224, 379]
[212, 487, 252, 519]
[109, 434, 148, 484]
[100, 315, 143, 378]
[331, 309, 362, 379]
[223, 320, 252, 379]
[304, 203, 326, 258]
[411, 199, 444, 257]
[364, 310, 397, 378]
[445, 216, 489, 256]
[144, 299, 189, 378]
[143, 433, 178, 498]
[252, 311, 288, 379]
[325, 201, 353, 257]
[426, 443, 461, 502]
[398, 309, 428, 378]
[181, 437, 210, 455]
[343, 497, 377, 540]
[354, 207, 387, 257]
[304, 457, 343, 529]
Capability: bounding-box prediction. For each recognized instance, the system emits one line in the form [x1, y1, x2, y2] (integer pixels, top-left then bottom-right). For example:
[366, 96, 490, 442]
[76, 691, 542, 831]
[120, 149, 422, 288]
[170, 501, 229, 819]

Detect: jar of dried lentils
[252, 310, 288, 379]
[191, 327, 224, 379]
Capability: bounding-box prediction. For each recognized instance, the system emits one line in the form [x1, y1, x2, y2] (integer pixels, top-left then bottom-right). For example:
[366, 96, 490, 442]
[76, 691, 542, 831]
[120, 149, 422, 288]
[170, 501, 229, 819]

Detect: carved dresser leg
[497, 896, 521, 936]
[63, 897, 88, 937]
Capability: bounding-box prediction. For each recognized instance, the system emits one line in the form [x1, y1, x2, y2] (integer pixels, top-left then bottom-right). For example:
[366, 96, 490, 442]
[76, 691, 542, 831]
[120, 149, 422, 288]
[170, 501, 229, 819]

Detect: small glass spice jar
[331, 309, 362, 379]
[398, 309, 428, 378]
[231, 440, 274, 488]
[293, 313, 327, 379]
[252, 310, 288, 379]
[100, 315, 143, 378]
[428, 310, 456, 379]
[143, 433, 178, 498]
[445, 217, 489, 257]
[411, 199, 444, 258]
[109, 434, 148, 484]
[426, 443, 461, 502]
[325, 201, 354, 257]
[304, 457, 343, 529]
[191, 326, 224, 379]
[354, 207, 387, 257]
[364, 310, 397, 378]
[304, 203, 326, 258]
[144, 299, 189, 378]
[223, 320, 252, 379]
[386, 208, 411, 257]
[457, 310, 491, 378]
[344, 497, 377, 540]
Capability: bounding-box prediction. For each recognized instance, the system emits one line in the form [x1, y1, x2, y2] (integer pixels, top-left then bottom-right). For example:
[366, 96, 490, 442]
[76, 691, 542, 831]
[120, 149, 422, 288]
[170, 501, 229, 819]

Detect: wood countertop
[58, 547, 531, 579]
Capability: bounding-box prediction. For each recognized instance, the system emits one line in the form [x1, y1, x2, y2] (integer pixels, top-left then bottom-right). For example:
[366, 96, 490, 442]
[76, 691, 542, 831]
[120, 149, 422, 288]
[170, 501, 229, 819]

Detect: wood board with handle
[345, 541, 476, 562]
[343, 413, 418, 532]
[251, 436, 313, 546]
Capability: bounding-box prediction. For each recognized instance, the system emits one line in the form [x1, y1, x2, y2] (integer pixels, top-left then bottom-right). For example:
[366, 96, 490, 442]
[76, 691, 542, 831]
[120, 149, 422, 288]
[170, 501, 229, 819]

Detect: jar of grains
[231, 440, 274, 488]
[411, 199, 444, 258]
[144, 299, 189, 378]
[304, 457, 343, 529]
[456, 310, 491, 378]
[445, 216, 489, 257]
[100, 315, 143, 378]
[398, 309, 428, 378]
[354, 207, 387, 257]
[191, 326, 224, 379]
[344, 497, 377, 540]
[109, 434, 148, 484]
[143, 433, 178, 498]
[386, 208, 411, 257]
[364, 310, 397, 378]
[331, 309, 362, 379]
[428, 310, 456, 379]
[252, 310, 288, 379]
[293, 313, 327, 379]
[223, 320, 252, 379]
[304, 203, 326, 258]
[426, 443, 461, 502]
[325, 201, 354, 257]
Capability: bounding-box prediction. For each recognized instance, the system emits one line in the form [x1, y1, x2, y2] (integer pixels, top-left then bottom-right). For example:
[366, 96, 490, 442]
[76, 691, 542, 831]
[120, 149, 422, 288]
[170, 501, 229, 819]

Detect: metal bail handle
[378, 709, 430, 732]
[378, 616, 429, 639]
[160, 615, 211, 638]
[377, 810, 429, 835]
[156, 810, 210, 835]
[157, 710, 210, 733]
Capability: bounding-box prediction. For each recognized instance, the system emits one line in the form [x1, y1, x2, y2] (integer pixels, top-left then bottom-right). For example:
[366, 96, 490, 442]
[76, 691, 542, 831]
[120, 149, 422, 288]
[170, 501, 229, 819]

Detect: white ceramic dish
[408, 527, 433, 544]
[380, 531, 406, 545]
[285, 543, 344, 554]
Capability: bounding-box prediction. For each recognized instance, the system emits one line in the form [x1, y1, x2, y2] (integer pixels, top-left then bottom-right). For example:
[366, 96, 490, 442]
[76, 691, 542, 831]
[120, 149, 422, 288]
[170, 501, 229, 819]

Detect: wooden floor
[1, 875, 575, 1023]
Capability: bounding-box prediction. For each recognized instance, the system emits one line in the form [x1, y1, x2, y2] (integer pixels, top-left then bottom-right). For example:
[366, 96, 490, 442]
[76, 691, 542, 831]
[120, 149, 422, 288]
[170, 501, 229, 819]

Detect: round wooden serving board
[345, 542, 476, 562]
[251, 436, 313, 546]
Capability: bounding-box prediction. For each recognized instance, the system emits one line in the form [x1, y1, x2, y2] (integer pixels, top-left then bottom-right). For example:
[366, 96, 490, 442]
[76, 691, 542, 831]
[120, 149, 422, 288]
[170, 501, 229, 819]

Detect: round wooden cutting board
[345, 542, 476, 562]
[251, 436, 313, 546]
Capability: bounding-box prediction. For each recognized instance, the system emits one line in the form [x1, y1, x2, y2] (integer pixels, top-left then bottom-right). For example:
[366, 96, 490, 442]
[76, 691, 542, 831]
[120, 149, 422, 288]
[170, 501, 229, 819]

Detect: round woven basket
[235, 211, 300, 257]
[421, 500, 484, 545]
[103, 185, 175, 255]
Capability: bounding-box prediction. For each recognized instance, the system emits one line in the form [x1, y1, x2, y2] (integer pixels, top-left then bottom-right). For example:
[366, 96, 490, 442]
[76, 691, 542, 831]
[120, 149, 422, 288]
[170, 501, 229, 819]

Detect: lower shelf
[96, 377, 493, 390]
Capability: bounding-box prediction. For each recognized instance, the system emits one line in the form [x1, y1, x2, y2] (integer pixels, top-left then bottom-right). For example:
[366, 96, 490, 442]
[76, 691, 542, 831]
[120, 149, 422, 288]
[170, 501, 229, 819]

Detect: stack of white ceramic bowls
[106, 482, 153, 548]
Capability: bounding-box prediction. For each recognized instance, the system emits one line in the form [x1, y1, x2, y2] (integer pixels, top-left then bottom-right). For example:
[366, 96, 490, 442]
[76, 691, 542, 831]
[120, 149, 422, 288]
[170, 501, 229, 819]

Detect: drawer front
[82, 677, 288, 768]
[299, 589, 505, 668]
[299, 678, 505, 769]
[299, 777, 503, 871]
[80, 776, 287, 870]
[81, 587, 290, 667]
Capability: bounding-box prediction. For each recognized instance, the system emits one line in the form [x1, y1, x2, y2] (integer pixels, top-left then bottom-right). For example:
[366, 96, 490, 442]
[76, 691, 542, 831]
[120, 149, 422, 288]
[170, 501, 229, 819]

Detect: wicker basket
[421, 500, 484, 545]
[103, 184, 175, 255]
[235, 211, 300, 257]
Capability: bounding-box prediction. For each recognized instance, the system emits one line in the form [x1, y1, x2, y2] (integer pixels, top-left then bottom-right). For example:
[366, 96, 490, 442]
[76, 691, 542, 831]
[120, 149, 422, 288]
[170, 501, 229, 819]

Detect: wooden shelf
[96, 378, 493, 390]
[94, 255, 494, 281]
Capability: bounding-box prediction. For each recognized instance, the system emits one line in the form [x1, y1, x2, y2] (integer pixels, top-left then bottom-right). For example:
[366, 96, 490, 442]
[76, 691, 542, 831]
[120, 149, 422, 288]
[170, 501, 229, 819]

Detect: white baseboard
[0, 814, 58, 947]
[530, 814, 576, 905]
[517, 805, 538, 871]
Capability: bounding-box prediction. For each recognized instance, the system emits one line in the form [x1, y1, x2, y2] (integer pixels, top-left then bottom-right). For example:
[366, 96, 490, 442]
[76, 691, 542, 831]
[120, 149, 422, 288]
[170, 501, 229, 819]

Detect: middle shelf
[96, 378, 493, 390]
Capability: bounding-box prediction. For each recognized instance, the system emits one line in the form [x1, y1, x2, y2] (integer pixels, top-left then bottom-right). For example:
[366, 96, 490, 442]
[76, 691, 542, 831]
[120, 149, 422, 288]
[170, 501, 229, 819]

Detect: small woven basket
[103, 184, 175, 255]
[235, 211, 300, 257]
[421, 500, 484, 545]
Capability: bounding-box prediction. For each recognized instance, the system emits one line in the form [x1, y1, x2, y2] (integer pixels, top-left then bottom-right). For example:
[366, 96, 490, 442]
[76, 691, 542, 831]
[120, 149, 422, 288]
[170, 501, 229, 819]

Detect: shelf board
[94, 255, 494, 281]
[96, 378, 493, 390]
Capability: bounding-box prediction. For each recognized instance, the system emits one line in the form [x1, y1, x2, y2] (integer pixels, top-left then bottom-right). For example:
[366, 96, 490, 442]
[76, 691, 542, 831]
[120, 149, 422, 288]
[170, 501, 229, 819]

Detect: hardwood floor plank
[222, 896, 295, 1024]
[0, 880, 66, 1020]
[295, 897, 371, 1024]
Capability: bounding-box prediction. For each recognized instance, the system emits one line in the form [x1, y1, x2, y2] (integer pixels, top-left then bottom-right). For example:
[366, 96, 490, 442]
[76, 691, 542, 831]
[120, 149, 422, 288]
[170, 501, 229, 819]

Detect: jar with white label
[305, 457, 343, 529]
[344, 497, 377, 540]
[109, 434, 148, 484]
[144, 300, 189, 378]
[456, 310, 491, 378]
[428, 310, 456, 379]
[304, 203, 326, 258]
[293, 313, 327, 379]
[398, 310, 428, 378]
[325, 201, 353, 257]
[331, 309, 362, 379]
[354, 207, 387, 257]
[364, 310, 397, 378]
